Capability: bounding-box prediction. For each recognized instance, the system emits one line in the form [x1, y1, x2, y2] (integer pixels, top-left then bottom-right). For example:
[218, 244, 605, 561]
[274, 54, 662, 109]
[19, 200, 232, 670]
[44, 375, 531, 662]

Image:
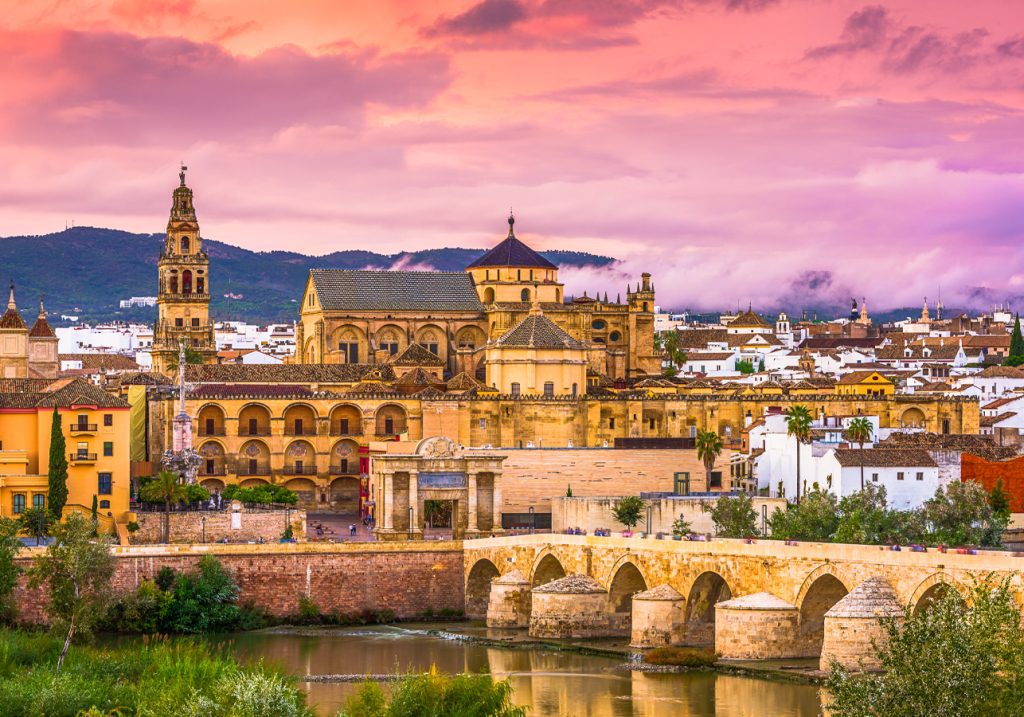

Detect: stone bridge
[464, 534, 1024, 667]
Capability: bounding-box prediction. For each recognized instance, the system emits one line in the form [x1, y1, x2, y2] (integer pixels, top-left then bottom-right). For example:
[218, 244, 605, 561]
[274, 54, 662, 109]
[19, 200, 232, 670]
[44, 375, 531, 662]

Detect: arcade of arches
[464, 534, 1024, 661]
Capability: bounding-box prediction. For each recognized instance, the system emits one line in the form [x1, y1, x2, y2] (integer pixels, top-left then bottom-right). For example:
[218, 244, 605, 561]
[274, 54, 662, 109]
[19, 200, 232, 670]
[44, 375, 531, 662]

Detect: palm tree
[696, 429, 724, 492]
[846, 417, 874, 491]
[138, 470, 188, 543]
[784, 405, 813, 505]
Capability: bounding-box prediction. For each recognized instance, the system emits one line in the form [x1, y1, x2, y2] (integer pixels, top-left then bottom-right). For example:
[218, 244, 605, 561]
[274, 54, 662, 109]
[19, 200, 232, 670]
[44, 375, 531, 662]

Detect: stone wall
[132, 507, 307, 544]
[494, 448, 737, 515]
[962, 453, 1024, 512]
[13, 542, 463, 624]
[551, 495, 787, 535]
[715, 604, 801, 660]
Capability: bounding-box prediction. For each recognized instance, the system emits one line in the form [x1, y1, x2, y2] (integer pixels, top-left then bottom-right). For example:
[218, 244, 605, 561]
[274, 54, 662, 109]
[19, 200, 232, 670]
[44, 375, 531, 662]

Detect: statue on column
[164, 343, 202, 483]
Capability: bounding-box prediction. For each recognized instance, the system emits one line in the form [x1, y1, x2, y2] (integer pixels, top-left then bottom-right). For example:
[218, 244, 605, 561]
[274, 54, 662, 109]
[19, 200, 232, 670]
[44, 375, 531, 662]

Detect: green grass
[0, 629, 313, 717]
[643, 646, 718, 667]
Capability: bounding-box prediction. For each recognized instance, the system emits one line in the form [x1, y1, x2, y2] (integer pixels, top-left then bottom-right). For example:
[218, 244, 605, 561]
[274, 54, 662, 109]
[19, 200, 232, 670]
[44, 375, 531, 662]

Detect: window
[592, 319, 606, 330]
[424, 343, 439, 356]
[205, 458, 215, 475]
[543, 382, 554, 397]
[520, 288, 530, 302]
[248, 418, 258, 435]
[897, 471, 905, 481]
[197, 277, 205, 293]
[180, 236, 190, 252]
[609, 417, 615, 429]
[204, 418, 215, 435]
[100, 500, 110, 509]
[98, 473, 112, 495]
[103, 441, 113, 457]
[916, 471, 924, 481]
[249, 458, 258, 474]
[872, 472, 879, 482]
[104, 414, 113, 427]
[339, 458, 350, 473]
[12, 495, 25, 514]
[609, 331, 621, 342]
[511, 382, 521, 397]
[381, 342, 399, 355]
[338, 418, 349, 435]
[293, 418, 304, 435]
[76, 442, 88, 458]
[175, 318, 184, 327]
[339, 342, 359, 364]
[384, 417, 394, 434]
[33, 494, 44, 510]
[191, 318, 199, 327]
[689, 426, 697, 438]
[648, 417, 656, 430]
[77, 414, 89, 428]
[709, 471, 723, 488]
[674, 472, 691, 496]
[479, 418, 486, 429]
[572, 383, 578, 397]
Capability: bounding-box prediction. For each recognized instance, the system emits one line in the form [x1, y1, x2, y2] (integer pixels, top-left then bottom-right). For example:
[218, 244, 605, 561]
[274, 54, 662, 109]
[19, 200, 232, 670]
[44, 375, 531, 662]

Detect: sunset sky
[2, 0, 1023, 312]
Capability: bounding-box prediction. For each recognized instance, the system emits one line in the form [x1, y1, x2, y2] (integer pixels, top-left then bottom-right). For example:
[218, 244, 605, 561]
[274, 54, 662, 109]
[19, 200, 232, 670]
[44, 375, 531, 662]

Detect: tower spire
[507, 210, 515, 238]
[7, 282, 14, 311]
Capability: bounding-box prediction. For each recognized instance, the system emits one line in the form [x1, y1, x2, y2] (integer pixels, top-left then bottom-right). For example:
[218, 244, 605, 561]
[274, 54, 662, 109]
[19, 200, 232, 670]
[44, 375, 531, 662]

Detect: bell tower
[151, 166, 216, 375]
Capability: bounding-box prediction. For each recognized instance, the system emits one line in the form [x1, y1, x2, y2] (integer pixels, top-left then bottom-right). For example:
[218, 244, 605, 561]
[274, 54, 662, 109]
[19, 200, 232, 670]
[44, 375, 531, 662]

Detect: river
[218, 625, 823, 716]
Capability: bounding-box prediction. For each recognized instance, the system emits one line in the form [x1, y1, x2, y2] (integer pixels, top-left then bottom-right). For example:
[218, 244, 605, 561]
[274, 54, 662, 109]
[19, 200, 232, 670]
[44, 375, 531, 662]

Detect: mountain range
[0, 227, 615, 324]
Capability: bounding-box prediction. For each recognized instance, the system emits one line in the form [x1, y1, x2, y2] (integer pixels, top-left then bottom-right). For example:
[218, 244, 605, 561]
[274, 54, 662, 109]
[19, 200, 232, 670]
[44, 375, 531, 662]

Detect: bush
[643, 646, 717, 667]
[339, 671, 525, 717]
[295, 595, 320, 624]
[704, 494, 758, 538]
[612, 496, 645, 530]
[223, 484, 297, 506]
[767, 488, 838, 541]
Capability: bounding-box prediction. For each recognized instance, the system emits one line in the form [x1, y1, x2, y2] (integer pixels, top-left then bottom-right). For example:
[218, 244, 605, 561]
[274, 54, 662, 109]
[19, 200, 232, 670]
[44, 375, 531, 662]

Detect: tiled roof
[493, 314, 585, 349]
[879, 432, 1017, 460]
[799, 337, 883, 350]
[493, 570, 529, 585]
[29, 315, 55, 338]
[980, 412, 1017, 427]
[837, 370, 892, 385]
[826, 577, 903, 619]
[446, 371, 483, 391]
[116, 371, 173, 386]
[0, 308, 26, 330]
[834, 448, 937, 467]
[466, 221, 557, 270]
[532, 574, 605, 594]
[877, 344, 962, 361]
[674, 328, 729, 349]
[59, 353, 139, 371]
[717, 592, 795, 610]
[982, 396, 1022, 410]
[633, 584, 683, 601]
[727, 309, 771, 328]
[394, 367, 443, 387]
[976, 366, 1024, 378]
[189, 383, 318, 399]
[965, 335, 1011, 349]
[388, 343, 444, 367]
[185, 363, 395, 384]
[685, 352, 735, 361]
[310, 269, 484, 313]
[0, 377, 128, 408]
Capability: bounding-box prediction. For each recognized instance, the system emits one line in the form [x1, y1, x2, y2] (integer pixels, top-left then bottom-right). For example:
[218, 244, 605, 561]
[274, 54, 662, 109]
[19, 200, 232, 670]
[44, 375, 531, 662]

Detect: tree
[28, 513, 116, 670]
[989, 479, 1011, 524]
[1006, 314, 1024, 365]
[704, 493, 758, 537]
[167, 342, 205, 372]
[846, 417, 874, 491]
[695, 429, 724, 492]
[826, 578, 1024, 717]
[735, 359, 755, 374]
[758, 357, 765, 373]
[47, 407, 68, 519]
[16, 507, 53, 546]
[834, 483, 924, 546]
[767, 488, 838, 542]
[671, 514, 692, 536]
[138, 470, 188, 544]
[784, 405, 813, 505]
[657, 331, 687, 372]
[612, 496, 646, 530]
[0, 518, 21, 623]
[923, 481, 1006, 547]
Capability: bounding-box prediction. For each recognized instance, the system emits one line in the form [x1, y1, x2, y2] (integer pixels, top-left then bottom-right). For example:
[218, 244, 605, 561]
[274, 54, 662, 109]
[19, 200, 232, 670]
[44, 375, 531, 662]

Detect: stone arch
[375, 403, 408, 436]
[284, 439, 316, 475]
[330, 439, 360, 474]
[283, 403, 318, 435]
[415, 323, 446, 356]
[238, 403, 271, 436]
[198, 440, 226, 478]
[798, 573, 850, 656]
[909, 573, 969, 615]
[466, 558, 501, 619]
[375, 324, 406, 356]
[329, 404, 363, 436]
[330, 476, 360, 512]
[197, 404, 226, 436]
[456, 325, 487, 351]
[483, 287, 495, 304]
[200, 477, 225, 493]
[237, 439, 270, 476]
[684, 571, 733, 646]
[901, 407, 927, 429]
[284, 477, 317, 508]
[240, 477, 269, 488]
[303, 337, 318, 364]
[794, 563, 853, 609]
[531, 552, 567, 588]
[331, 324, 367, 364]
[607, 559, 648, 615]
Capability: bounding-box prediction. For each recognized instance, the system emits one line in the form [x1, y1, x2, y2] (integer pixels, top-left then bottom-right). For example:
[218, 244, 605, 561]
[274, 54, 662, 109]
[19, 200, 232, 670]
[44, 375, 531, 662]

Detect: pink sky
[2, 0, 1023, 312]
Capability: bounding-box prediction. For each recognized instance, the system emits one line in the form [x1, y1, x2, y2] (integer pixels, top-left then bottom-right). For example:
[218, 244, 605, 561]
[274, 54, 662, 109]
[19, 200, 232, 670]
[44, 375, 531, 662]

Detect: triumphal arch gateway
[370, 437, 506, 540]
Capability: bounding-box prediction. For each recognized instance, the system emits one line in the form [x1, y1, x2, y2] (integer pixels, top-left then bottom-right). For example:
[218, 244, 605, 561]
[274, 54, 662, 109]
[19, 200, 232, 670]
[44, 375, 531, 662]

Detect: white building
[118, 296, 158, 308]
[680, 350, 738, 376]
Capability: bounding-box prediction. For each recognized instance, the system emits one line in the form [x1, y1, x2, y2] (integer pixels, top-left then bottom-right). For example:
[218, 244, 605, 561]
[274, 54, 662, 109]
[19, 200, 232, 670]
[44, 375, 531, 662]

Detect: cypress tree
[47, 407, 69, 518]
[1010, 315, 1024, 360]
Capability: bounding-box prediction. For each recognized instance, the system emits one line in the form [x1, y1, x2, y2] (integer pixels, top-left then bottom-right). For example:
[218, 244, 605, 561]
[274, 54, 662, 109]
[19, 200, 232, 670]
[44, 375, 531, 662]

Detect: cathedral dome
[466, 214, 557, 270]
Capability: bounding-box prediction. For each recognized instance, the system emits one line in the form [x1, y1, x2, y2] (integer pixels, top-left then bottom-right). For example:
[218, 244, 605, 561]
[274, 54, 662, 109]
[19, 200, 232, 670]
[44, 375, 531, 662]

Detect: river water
[220, 625, 823, 717]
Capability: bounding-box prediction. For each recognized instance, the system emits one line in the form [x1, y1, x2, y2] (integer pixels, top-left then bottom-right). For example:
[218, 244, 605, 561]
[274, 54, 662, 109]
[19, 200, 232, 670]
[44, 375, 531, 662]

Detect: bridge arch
[909, 573, 969, 615]
[684, 570, 733, 647]
[606, 558, 649, 616]
[797, 571, 850, 656]
[531, 552, 567, 588]
[466, 558, 500, 619]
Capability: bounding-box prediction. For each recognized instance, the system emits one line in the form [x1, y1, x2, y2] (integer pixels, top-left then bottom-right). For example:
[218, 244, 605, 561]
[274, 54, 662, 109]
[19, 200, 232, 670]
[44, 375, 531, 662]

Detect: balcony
[198, 428, 226, 437]
[284, 428, 317, 437]
[69, 453, 97, 464]
[329, 428, 363, 437]
[329, 466, 358, 475]
[237, 466, 271, 476]
[238, 428, 271, 437]
[68, 423, 97, 435]
[199, 469, 227, 476]
[283, 465, 318, 476]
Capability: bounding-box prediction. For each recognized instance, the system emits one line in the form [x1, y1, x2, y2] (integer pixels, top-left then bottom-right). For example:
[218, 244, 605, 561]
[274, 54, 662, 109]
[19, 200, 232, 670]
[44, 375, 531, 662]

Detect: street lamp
[528, 506, 535, 535]
[408, 506, 413, 540]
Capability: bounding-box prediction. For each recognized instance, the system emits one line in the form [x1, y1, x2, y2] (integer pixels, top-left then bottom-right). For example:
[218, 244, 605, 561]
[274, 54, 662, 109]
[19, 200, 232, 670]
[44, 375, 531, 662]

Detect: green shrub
[163, 555, 241, 633]
[296, 595, 320, 624]
[644, 646, 717, 667]
[339, 671, 525, 717]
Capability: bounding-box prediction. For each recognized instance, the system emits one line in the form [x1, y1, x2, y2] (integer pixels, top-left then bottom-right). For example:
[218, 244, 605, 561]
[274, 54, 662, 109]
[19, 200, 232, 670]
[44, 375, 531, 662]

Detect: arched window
[609, 331, 621, 342]
[168, 274, 178, 294]
[484, 287, 495, 304]
[180, 236, 190, 253]
[521, 288, 530, 302]
[182, 270, 193, 294]
[197, 277, 205, 293]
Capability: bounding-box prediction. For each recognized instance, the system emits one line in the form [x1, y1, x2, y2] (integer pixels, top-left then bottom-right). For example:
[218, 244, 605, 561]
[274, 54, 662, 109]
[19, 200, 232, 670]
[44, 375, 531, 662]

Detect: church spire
[7, 282, 14, 311]
[507, 210, 515, 238]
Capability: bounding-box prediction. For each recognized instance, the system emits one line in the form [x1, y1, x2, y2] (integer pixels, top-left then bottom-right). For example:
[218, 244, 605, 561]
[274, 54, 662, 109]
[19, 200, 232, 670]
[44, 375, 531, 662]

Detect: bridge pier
[820, 577, 904, 672]
[486, 570, 531, 629]
[528, 574, 613, 638]
[630, 584, 685, 648]
[714, 592, 803, 660]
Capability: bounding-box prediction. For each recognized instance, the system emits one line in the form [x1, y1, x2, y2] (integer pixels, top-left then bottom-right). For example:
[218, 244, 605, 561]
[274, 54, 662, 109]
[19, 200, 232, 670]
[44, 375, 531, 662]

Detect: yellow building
[297, 213, 661, 382]
[151, 166, 217, 374]
[484, 307, 587, 396]
[0, 378, 131, 526]
[0, 285, 58, 380]
[836, 370, 895, 397]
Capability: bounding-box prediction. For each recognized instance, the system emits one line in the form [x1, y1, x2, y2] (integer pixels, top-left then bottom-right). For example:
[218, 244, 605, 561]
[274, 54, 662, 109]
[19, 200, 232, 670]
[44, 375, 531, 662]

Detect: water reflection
[223, 627, 822, 717]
